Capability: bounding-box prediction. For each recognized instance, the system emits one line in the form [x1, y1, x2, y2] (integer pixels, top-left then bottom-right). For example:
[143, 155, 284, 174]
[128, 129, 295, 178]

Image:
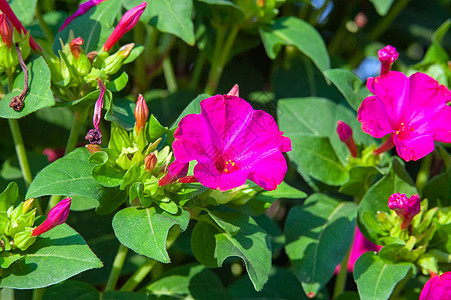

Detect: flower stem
[8, 119, 33, 187]
[35, 3, 54, 42]
[1, 288, 14, 300]
[32, 288, 45, 300]
[188, 51, 206, 90]
[415, 153, 432, 194]
[162, 56, 177, 93]
[105, 244, 129, 291]
[333, 245, 351, 299]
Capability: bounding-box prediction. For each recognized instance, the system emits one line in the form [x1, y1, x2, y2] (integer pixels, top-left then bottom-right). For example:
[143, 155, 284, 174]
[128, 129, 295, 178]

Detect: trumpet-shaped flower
[173, 95, 291, 191]
[158, 161, 189, 186]
[357, 71, 451, 161]
[32, 197, 71, 236]
[58, 0, 107, 32]
[420, 272, 451, 300]
[388, 193, 421, 229]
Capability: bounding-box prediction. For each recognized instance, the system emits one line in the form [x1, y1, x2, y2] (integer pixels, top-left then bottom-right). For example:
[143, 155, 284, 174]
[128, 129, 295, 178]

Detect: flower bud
[420, 272, 451, 300]
[70, 37, 84, 59]
[32, 197, 71, 236]
[378, 45, 398, 75]
[59, 0, 107, 32]
[86, 144, 102, 154]
[227, 84, 239, 97]
[103, 2, 147, 52]
[22, 198, 34, 213]
[0, 12, 13, 48]
[336, 121, 358, 157]
[103, 43, 134, 75]
[158, 161, 189, 186]
[86, 79, 106, 144]
[144, 153, 157, 173]
[13, 229, 36, 251]
[388, 193, 421, 230]
[134, 94, 149, 134]
[178, 175, 198, 184]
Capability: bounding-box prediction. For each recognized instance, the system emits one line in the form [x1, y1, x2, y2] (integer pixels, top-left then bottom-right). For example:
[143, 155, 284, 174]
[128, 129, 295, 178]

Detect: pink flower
[336, 121, 357, 157]
[0, 0, 41, 52]
[420, 272, 451, 300]
[32, 197, 72, 236]
[172, 95, 291, 191]
[378, 45, 399, 75]
[58, 0, 107, 32]
[158, 161, 189, 186]
[85, 79, 106, 144]
[357, 71, 451, 161]
[103, 2, 146, 52]
[388, 193, 421, 230]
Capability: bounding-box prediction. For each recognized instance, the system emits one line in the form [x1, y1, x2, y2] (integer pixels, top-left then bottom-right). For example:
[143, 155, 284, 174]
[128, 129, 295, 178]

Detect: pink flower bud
[32, 197, 71, 236]
[103, 2, 147, 52]
[420, 272, 451, 300]
[378, 45, 399, 75]
[158, 161, 189, 186]
[134, 94, 149, 134]
[70, 37, 84, 59]
[0, 12, 13, 48]
[227, 84, 239, 97]
[144, 153, 157, 172]
[178, 175, 198, 184]
[0, 0, 41, 52]
[336, 121, 357, 157]
[86, 79, 106, 145]
[388, 193, 421, 230]
[58, 0, 107, 32]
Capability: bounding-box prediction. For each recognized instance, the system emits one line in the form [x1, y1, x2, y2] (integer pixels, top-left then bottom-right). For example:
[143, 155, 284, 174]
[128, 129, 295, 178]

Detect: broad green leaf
[354, 252, 413, 300]
[106, 72, 129, 92]
[423, 166, 451, 207]
[42, 280, 100, 300]
[90, 151, 124, 187]
[112, 206, 189, 263]
[103, 291, 148, 300]
[0, 182, 21, 212]
[70, 196, 99, 211]
[191, 220, 220, 268]
[259, 17, 330, 73]
[324, 69, 365, 111]
[369, 0, 395, 16]
[147, 114, 168, 141]
[432, 19, 451, 43]
[0, 57, 55, 119]
[9, 0, 38, 25]
[196, 0, 245, 25]
[104, 98, 135, 131]
[358, 157, 417, 244]
[53, 0, 122, 52]
[171, 93, 210, 129]
[147, 0, 195, 45]
[260, 181, 307, 199]
[146, 264, 231, 299]
[0, 224, 102, 289]
[339, 166, 381, 198]
[289, 135, 349, 186]
[285, 194, 357, 297]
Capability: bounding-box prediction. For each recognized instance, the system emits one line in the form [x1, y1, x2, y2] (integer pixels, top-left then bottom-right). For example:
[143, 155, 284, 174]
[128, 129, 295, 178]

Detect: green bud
[417, 253, 439, 275]
[116, 145, 140, 170]
[5, 208, 36, 237]
[76, 53, 91, 77]
[13, 229, 36, 251]
[84, 67, 107, 85]
[416, 207, 438, 233]
[377, 211, 394, 231]
[103, 43, 134, 75]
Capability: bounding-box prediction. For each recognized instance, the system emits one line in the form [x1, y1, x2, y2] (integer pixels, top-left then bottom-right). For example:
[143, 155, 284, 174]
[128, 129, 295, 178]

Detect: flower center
[396, 122, 414, 139]
[215, 159, 239, 174]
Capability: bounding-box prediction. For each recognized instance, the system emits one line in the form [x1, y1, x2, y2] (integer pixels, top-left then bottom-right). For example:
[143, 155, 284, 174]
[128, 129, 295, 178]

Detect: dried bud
[134, 94, 149, 133]
[86, 144, 102, 154]
[70, 37, 84, 59]
[388, 193, 421, 230]
[227, 84, 239, 97]
[9, 96, 24, 111]
[378, 45, 399, 75]
[103, 2, 146, 52]
[336, 121, 357, 157]
[87, 51, 97, 63]
[144, 153, 157, 172]
[22, 198, 34, 213]
[85, 128, 102, 145]
[0, 12, 13, 48]
[158, 161, 189, 186]
[32, 197, 71, 236]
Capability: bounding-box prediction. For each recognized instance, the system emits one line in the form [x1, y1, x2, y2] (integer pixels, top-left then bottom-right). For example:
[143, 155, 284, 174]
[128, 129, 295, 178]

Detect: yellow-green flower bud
[13, 229, 36, 251]
[103, 43, 134, 75]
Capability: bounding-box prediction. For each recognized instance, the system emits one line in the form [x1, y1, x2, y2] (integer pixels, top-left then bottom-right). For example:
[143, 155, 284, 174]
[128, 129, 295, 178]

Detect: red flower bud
[32, 197, 71, 236]
[378, 45, 398, 75]
[158, 161, 189, 186]
[0, 12, 13, 48]
[59, 0, 106, 32]
[134, 94, 149, 134]
[103, 2, 147, 52]
[178, 175, 198, 184]
[336, 121, 357, 157]
[70, 37, 84, 59]
[144, 153, 157, 173]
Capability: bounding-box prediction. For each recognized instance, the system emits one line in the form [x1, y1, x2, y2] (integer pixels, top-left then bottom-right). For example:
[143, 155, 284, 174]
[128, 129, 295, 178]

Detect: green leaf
[112, 207, 189, 263]
[354, 252, 413, 300]
[369, 0, 395, 16]
[196, 0, 245, 25]
[423, 167, 451, 207]
[147, 0, 195, 45]
[104, 98, 136, 131]
[0, 224, 102, 289]
[339, 166, 381, 198]
[91, 151, 124, 187]
[106, 72, 129, 92]
[147, 114, 168, 141]
[146, 264, 231, 299]
[324, 69, 365, 111]
[9, 0, 38, 25]
[285, 194, 357, 297]
[259, 17, 330, 74]
[103, 291, 148, 300]
[42, 280, 100, 300]
[171, 93, 210, 129]
[358, 157, 417, 244]
[0, 182, 21, 212]
[0, 57, 55, 119]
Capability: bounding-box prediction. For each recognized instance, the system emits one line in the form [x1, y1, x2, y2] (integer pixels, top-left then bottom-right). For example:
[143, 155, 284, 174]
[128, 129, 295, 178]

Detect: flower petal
[357, 95, 393, 138]
[393, 133, 435, 161]
[247, 151, 287, 191]
[193, 162, 249, 191]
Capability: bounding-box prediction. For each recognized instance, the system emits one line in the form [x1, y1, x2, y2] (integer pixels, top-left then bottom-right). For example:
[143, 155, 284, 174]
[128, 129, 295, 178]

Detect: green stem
[8, 119, 33, 187]
[32, 288, 45, 300]
[332, 244, 351, 299]
[64, 111, 85, 156]
[188, 52, 206, 90]
[35, 1, 54, 42]
[416, 153, 432, 194]
[105, 244, 129, 292]
[162, 56, 177, 93]
[1, 288, 14, 300]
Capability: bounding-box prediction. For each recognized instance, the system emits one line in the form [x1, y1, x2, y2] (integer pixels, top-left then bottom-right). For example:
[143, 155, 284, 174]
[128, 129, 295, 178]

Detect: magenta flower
[0, 0, 41, 52]
[58, 0, 107, 32]
[158, 161, 189, 187]
[85, 79, 106, 144]
[32, 197, 72, 236]
[357, 71, 451, 161]
[420, 272, 451, 300]
[378, 45, 399, 75]
[103, 1, 146, 52]
[336, 121, 357, 157]
[172, 95, 291, 191]
[388, 193, 421, 230]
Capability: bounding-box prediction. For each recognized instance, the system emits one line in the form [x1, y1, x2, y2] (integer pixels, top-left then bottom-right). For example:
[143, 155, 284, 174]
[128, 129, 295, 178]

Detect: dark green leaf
[106, 72, 129, 92]
[104, 98, 136, 131]
[339, 166, 381, 198]
[423, 167, 451, 207]
[324, 69, 365, 111]
[170, 93, 210, 129]
[103, 291, 148, 300]
[285, 194, 357, 297]
[191, 220, 220, 268]
[0, 182, 21, 212]
[369, 0, 395, 16]
[0, 57, 55, 119]
[9, 0, 38, 25]
[196, 0, 245, 25]
[42, 280, 100, 300]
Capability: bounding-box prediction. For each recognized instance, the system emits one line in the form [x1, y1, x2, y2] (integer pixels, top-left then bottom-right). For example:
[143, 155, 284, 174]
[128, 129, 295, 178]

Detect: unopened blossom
[336, 121, 357, 157]
[0, 0, 41, 52]
[173, 95, 291, 191]
[58, 0, 107, 32]
[158, 161, 189, 186]
[378, 45, 399, 75]
[144, 153, 157, 173]
[70, 37, 84, 59]
[357, 71, 451, 161]
[85, 79, 106, 144]
[0, 12, 13, 48]
[134, 94, 148, 134]
[103, 2, 146, 52]
[388, 193, 421, 230]
[420, 272, 451, 300]
[32, 197, 71, 236]
[227, 84, 239, 97]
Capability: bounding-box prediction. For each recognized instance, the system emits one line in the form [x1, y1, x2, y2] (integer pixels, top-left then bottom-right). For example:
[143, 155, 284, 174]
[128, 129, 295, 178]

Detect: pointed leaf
[42, 280, 100, 300]
[324, 69, 365, 111]
[369, 0, 395, 16]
